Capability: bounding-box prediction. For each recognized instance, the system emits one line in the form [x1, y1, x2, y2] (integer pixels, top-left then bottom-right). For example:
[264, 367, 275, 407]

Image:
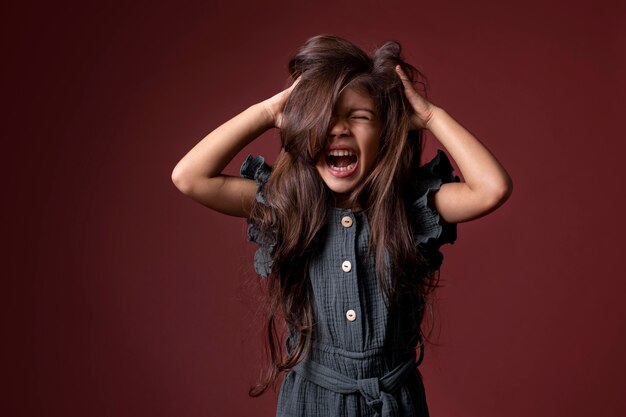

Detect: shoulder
[409, 150, 460, 270]
[240, 154, 273, 206]
[240, 155, 276, 277]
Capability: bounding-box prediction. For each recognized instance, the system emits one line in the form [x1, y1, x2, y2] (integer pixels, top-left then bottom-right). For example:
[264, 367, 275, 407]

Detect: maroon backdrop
[3, 0, 625, 416]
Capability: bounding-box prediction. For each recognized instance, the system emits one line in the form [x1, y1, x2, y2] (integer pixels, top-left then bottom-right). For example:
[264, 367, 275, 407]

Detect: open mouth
[325, 149, 358, 172]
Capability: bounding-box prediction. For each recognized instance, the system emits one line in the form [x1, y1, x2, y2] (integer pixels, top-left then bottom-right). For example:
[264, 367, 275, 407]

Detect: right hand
[260, 76, 301, 129]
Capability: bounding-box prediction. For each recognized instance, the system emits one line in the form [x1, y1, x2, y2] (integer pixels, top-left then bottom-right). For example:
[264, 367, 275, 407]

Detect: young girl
[172, 35, 512, 417]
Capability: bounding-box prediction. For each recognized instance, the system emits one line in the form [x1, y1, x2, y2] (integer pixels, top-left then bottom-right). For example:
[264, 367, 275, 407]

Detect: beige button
[341, 216, 353, 228]
[341, 260, 352, 272]
[346, 309, 357, 321]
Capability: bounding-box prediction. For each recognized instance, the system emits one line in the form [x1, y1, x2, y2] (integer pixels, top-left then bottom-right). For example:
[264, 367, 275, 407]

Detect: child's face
[316, 86, 382, 206]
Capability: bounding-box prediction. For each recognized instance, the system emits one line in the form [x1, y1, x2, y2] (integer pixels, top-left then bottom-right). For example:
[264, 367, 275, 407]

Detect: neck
[333, 193, 362, 211]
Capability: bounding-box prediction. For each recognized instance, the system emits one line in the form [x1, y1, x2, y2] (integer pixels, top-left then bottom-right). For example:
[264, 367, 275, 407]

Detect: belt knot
[356, 377, 400, 416]
[292, 353, 418, 417]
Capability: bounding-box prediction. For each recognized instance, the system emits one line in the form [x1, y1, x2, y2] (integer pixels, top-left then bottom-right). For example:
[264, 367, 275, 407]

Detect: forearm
[172, 103, 274, 181]
[426, 107, 513, 197]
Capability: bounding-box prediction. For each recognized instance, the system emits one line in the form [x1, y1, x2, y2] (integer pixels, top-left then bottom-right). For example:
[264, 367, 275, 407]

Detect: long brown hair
[248, 35, 439, 396]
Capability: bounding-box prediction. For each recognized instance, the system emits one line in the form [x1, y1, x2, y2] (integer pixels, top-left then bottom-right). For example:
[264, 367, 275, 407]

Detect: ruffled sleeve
[240, 154, 275, 277]
[411, 149, 461, 271]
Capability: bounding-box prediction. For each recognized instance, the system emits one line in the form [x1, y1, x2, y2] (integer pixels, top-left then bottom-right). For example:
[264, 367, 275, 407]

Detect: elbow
[171, 165, 193, 195]
[486, 176, 513, 208]
[500, 175, 514, 202]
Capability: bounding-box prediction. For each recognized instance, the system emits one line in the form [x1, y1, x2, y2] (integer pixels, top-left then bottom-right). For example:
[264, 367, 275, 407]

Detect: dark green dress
[240, 150, 459, 417]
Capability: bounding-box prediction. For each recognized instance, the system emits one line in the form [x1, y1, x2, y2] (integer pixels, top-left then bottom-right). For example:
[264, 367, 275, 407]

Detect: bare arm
[396, 65, 513, 223]
[171, 79, 299, 218]
[424, 107, 513, 223]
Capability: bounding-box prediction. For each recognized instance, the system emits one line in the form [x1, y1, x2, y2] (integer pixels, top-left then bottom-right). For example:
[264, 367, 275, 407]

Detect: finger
[395, 66, 421, 99]
[395, 65, 413, 87]
[396, 65, 424, 102]
[288, 75, 302, 90]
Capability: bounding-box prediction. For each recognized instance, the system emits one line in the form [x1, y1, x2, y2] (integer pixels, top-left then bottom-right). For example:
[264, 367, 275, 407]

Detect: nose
[329, 116, 350, 137]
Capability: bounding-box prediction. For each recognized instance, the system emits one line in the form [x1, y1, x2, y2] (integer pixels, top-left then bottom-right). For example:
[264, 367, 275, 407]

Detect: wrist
[251, 102, 278, 130]
[424, 106, 446, 131]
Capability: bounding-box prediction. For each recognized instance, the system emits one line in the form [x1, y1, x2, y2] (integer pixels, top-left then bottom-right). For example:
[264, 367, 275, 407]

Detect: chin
[328, 186, 355, 197]
[320, 174, 362, 197]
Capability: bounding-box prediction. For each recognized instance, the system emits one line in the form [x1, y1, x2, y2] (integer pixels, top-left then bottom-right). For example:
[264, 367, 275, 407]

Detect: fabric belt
[292, 344, 423, 417]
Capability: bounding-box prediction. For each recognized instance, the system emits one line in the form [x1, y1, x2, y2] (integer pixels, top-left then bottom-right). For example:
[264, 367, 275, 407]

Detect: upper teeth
[328, 149, 354, 156]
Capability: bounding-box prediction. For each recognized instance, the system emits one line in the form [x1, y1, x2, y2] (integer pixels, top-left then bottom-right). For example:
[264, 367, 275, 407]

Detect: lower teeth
[331, 163, 356, 172]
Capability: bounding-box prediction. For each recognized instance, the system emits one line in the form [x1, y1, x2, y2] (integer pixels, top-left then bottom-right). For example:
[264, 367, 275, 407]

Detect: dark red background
[3, 0, 625, 416]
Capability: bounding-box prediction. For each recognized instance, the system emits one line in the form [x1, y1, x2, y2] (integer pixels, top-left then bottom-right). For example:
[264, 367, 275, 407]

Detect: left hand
[260, 75, 302, 129]
[395, 65, 438, 131]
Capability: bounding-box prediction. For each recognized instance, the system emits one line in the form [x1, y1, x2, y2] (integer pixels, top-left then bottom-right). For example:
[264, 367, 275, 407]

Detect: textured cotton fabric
[240, 150, 460, 417]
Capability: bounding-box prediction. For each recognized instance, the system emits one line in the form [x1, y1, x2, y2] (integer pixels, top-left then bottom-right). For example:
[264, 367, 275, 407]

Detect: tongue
[332, 155, 355, 167]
